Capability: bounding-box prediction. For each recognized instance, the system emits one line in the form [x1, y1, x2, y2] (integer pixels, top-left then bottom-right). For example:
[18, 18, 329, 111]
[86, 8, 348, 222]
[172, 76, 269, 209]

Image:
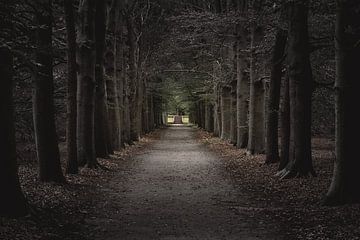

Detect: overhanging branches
[161, 69, 218, 80]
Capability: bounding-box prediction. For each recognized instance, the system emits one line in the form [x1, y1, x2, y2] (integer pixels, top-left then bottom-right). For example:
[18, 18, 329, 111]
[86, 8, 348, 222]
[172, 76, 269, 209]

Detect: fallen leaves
[196, 128, 360, 240]
[0, 130, 160, 240]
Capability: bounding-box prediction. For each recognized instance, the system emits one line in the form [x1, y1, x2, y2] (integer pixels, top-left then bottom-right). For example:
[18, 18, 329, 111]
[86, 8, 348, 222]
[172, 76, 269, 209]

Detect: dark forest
[1, 0, 360, 239]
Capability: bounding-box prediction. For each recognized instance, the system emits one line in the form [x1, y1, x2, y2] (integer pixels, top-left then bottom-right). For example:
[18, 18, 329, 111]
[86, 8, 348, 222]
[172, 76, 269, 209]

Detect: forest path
[91, 125, 283, 240]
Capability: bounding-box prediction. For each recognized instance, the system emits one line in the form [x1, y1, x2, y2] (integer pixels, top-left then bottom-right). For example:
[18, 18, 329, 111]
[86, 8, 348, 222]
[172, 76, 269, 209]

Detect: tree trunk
[149, 95, 155, 131]
[118, 52, 126, 144]
[124, 80, 132, 144]
[137, 47, 144, 135]
[247, 21, 265, 155]
[205, 100, 214, 132]
[213, 84, 221, 136]
[230, 80, 237, 145]
[126, 14, 140, 141]
[64, 0, 78, 174]
[94, 0, 110, 158]
[105, 0, 123, 150]
[142, 84, 150, 133]
[236, 24, 249, 149]
[33, 0, 65, 182]
[0, 46, 28, 217]
[279, 74, 290, 171]
[153, 96, 162, 127]
[323, 0, 360, 205]
[277, 0, 315, 178]
[195, 101, 201, 127]
[77, 0, 97, 168]
[200, 100, 206, 128]
[220, 86, 231, 140]
[265, 28, 287, 164]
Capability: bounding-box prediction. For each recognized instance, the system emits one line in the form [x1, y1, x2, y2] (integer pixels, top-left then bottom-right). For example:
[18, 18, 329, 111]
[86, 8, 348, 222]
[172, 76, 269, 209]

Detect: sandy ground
[90, 125, 283, 240]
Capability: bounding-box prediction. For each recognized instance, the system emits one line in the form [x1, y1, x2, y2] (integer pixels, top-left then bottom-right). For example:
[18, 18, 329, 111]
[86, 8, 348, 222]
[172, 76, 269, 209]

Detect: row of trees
[1, 0, 359, 217]
[162, 0, 359, 206]
[0, 0, 166, 217]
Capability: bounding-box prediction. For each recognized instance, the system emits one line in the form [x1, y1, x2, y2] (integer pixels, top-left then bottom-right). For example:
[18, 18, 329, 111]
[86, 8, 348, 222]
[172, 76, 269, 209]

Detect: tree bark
[229, 80, 237, 145]
[247, 18, 265, 154]
[149, 94, 155, 131]
[213, 84, 222, 137]
[220, 86, 231, 140]
[277, 0, 316, 178]
[205, 100, 214, 132]
[236, 24, 249, 149]
[142, 82, 150, 133]
[279, 74, 290, 171]
[105, 0, 123, 150]
[33, 0, 65, 182]
[126, 13, 141, 142]
[200, 100, 206, 128]
[137, 47, 144, 135]
[94, 0, 111, 158]
[77, 0, 97, 167]
[124, 78, 132, 144]
[265, 28, 287, 164]
[64, 0, 78, 174]
[0, 46, 28, 217]
[323, 0, 360, 205]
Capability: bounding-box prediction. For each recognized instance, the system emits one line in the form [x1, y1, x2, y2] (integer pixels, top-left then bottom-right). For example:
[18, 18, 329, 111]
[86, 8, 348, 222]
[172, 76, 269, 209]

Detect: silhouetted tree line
[159, 0, 359, 206]
[0, 0, 166, 217]
[0, 0, 359, 217]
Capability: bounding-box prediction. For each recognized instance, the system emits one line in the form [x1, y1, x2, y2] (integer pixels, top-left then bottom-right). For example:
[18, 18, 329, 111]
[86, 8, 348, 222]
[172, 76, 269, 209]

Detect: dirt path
[91, 125, 283, 240]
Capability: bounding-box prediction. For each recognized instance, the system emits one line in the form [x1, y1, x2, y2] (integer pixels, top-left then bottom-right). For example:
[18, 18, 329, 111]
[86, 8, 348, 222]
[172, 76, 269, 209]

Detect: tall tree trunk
[0, 46, 28, 217]
[153, 96, 162, 127]
[220, 86, 231, 140]
[77, 0, 97, 168]
[124, 81, 132, 144]
[94, 0, 110, 158]
[205, 100, 214, 132]
[247, 18, 265, 154]
[200, 100, 206, 128]
[33, 0, 65, 182]
[142, 82, 150, 133]
[137, 48, 144, 135]
[149, 94, 155, 131]
[279, 74, 290, 171]
[323, 0, 360, 205]
[118, 51, 126, 144]
[205, 101, 210, 130]
[126, 14, 140, 141]
[213, 84, 221, 137]
[277, 0, 315, 178]
[236, 24, 249, 149]
[64, 0, 78, 174]
[230, 80, 237, 145]
[265, 28, 287, 164]
[195, 101, 200, 127]
[105, 0, 123, 150]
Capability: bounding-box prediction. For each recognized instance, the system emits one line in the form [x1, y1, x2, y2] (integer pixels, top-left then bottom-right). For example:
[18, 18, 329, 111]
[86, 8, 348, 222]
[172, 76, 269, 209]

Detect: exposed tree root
[276, 167, 316, 180]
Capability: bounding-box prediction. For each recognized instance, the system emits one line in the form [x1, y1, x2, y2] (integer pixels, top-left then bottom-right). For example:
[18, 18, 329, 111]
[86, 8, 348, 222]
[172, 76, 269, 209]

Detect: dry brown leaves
[0, 130, 161, 240]
[197, 128, 360, 240]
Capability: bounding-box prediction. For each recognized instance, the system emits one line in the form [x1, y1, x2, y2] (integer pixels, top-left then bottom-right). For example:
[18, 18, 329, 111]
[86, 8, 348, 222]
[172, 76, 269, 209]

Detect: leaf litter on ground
[196, 128, 360, 240]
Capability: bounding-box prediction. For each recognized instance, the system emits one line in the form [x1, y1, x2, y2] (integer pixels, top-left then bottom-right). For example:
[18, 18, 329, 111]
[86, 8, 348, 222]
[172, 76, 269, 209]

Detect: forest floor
[1, 125, 360, 240]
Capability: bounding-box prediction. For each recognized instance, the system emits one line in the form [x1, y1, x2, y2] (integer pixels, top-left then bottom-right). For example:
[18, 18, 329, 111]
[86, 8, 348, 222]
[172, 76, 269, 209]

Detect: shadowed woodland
[1, 0, 360, 239]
